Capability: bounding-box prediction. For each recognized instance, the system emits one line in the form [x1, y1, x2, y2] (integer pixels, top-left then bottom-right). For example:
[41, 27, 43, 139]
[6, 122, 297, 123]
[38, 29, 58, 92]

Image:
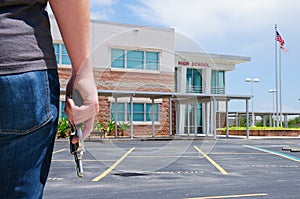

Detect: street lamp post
[245, 77, 260, 127]
[268, 89, 277, 127]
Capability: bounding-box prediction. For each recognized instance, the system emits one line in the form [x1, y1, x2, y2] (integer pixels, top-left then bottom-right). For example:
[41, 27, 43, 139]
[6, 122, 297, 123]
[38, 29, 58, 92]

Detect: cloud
[90, 0, 118, 20]
[91, 8, 115, 20]
[130, 0, 299, 40]
[91, 0, 118, 6]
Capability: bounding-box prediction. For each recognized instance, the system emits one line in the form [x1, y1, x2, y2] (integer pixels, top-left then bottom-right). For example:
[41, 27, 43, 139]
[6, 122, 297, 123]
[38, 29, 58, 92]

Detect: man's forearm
[49, 0, 90, 74]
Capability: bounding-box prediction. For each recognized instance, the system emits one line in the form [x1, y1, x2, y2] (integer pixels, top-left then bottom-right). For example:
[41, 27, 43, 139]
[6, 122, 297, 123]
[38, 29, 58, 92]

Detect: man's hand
[64, 58, 99, 142]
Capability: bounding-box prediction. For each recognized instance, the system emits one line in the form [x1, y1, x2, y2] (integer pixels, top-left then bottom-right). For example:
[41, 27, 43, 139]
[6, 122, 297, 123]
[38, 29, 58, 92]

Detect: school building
[50, 16, 251, 138]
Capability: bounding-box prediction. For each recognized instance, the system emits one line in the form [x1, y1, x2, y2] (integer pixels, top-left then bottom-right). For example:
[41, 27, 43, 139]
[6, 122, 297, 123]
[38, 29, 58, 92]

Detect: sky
[89, 0, 300, 113]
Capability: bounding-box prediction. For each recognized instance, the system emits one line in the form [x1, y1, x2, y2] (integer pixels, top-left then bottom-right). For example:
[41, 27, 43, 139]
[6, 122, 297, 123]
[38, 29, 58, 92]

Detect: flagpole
[279, 44, 283, 127]
[275, 24, 279, 127]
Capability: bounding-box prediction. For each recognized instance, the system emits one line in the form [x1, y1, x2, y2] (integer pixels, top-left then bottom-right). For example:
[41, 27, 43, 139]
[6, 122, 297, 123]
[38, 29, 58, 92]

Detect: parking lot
[44, 138, 300, 199]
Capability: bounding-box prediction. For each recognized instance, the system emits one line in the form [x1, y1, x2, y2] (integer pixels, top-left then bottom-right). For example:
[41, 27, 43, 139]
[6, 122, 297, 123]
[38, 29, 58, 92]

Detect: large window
[111, 48, 159, 70]
[53, 43, 71, 65]
[211, 70, 225, 94]
[110, 102, 159, 122]
[186, 68, 202, 93]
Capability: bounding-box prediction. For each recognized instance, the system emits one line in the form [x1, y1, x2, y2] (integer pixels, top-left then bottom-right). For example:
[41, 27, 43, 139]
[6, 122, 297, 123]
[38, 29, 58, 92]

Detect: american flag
[276, 31, 285, 46]
[276, 31, 288, 53]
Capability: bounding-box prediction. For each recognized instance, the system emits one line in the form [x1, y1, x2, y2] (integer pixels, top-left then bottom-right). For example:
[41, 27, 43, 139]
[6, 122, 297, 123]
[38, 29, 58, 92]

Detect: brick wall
[58, 67, 175, 137]
[94, 69, 174, 92]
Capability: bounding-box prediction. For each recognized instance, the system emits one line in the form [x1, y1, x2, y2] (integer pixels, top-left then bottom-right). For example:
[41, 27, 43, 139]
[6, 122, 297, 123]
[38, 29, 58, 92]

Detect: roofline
[90, 18, 175, 32]
[49, 14, 174, 32]
[176, 51, 251, 63]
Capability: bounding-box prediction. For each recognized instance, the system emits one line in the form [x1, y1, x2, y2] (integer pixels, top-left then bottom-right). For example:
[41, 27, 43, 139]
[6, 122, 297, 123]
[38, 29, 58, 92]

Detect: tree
[288, 116, 300, 128]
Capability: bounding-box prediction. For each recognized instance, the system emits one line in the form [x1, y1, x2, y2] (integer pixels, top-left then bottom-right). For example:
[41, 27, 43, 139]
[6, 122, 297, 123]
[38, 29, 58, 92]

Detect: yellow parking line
[53, 149, 67, 154]
[194, 146, 228, 175]
[52, 159, 114, 162]
[92, 147, 135, 182]
[186, 193, 268, 199]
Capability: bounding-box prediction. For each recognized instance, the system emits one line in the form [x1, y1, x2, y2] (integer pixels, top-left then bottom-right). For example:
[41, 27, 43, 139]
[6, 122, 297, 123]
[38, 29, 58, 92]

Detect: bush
[57, 118, 70, 138]
[117, 122, 130, 136]
[93, 121, 104, 131]
[105, 119, 115, 136]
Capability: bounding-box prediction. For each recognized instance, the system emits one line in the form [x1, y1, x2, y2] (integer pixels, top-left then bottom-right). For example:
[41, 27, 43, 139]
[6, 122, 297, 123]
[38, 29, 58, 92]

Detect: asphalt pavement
[44, 138, 300, 199]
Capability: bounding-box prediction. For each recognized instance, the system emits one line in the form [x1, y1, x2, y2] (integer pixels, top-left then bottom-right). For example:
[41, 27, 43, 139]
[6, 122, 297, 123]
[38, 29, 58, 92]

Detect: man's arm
[49, 0, 90, 74]
[49, 0, 99, 140]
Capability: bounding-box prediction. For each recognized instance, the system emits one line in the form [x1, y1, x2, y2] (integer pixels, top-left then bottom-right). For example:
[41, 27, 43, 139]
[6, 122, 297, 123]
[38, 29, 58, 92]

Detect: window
[146, 52, 159, 70]
[111, 103, 125, 121]
[111, 49, 125, 68]
[211, 70, 225, 94]
[186, 68, 202, 93]
[53, 44, 60, 63]
[127, 50, 144, 69]
[110, 102, 159, 122]
[60, 101, 67, 119]
[111, 48, 159, 70]
[53, 43, 71, 65]
[146, 104, 159, 121]
[61, 45, 71, 65]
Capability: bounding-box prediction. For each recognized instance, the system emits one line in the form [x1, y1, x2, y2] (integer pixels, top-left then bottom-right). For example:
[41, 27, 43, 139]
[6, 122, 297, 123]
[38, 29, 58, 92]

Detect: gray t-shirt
[0, 0, 57, 75]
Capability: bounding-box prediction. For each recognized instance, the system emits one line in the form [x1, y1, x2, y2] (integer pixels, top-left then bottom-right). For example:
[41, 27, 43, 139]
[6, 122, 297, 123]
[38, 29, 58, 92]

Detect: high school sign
[177, 61, 209, 67]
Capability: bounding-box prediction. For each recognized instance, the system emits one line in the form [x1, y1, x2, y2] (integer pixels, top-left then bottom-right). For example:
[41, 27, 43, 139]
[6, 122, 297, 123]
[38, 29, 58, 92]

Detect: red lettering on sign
[192, 62, 209, 67]
[178, 61, 189, 66]
[178, 61, 209, 67]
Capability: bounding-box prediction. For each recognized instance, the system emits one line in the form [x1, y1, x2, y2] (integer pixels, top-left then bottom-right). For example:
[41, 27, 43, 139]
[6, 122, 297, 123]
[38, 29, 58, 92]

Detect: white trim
[131, 121, 160, 125]
[108, 97, 162, 104]
[110, 68, 160, 74]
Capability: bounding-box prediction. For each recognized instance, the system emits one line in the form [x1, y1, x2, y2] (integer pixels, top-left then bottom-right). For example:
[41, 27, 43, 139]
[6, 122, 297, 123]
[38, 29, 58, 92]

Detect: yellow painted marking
[52, 159, 114, 162]
[92, 147, 135, 182]
[194, 146, 228, 175]
[186, 193, 268, 199]
[52, 149, 67, 154]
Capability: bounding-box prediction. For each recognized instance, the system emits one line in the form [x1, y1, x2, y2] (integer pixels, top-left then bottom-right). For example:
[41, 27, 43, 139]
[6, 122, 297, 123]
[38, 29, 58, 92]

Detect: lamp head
[245, 77, 252, 82]
[253, 78, 260, 83]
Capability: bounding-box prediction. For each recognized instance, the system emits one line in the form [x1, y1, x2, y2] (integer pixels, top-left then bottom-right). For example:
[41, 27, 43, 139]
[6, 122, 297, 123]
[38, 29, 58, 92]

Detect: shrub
[117, 122, 130, 136]
[57, 118, 70, 138]
[105, 119, 115, 136]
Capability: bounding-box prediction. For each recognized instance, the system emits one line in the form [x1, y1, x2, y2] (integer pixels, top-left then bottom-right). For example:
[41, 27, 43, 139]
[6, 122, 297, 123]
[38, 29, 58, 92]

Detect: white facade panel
[90, 20, 175, 73]
[50, 16, 62, 42]
[50, 17, 175, 74]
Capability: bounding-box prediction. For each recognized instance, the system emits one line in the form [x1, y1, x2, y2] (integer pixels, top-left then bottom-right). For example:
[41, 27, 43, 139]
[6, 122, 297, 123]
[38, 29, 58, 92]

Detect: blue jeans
[0, 70, 60, 198]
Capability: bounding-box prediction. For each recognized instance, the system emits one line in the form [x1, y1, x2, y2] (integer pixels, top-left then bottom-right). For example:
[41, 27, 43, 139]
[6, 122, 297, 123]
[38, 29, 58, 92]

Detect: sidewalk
[81, 134, 300, 142]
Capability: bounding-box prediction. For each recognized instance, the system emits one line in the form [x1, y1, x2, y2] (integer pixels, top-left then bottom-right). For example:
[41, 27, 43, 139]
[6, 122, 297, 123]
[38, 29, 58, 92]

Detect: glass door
[184, 103, 202, 135]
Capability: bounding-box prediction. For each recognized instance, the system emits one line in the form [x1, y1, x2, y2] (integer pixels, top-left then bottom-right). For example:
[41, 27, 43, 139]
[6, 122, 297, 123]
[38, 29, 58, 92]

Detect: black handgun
[69, 89, 85, 178]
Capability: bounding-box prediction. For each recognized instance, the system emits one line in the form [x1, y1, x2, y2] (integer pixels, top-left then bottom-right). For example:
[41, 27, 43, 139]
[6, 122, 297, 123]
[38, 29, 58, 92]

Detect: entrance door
[184, 103, 202, 135]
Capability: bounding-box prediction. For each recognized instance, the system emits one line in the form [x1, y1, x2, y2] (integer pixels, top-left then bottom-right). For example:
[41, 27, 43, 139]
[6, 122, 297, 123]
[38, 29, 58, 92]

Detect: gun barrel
[74, 152, 84, 178]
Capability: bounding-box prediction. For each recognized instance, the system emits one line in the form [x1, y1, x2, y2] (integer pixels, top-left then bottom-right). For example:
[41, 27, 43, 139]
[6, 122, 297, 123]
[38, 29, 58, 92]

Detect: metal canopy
[60, 89, 251, 139]
[97, 89, 251, 139]
[97, 89, 251, 101]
